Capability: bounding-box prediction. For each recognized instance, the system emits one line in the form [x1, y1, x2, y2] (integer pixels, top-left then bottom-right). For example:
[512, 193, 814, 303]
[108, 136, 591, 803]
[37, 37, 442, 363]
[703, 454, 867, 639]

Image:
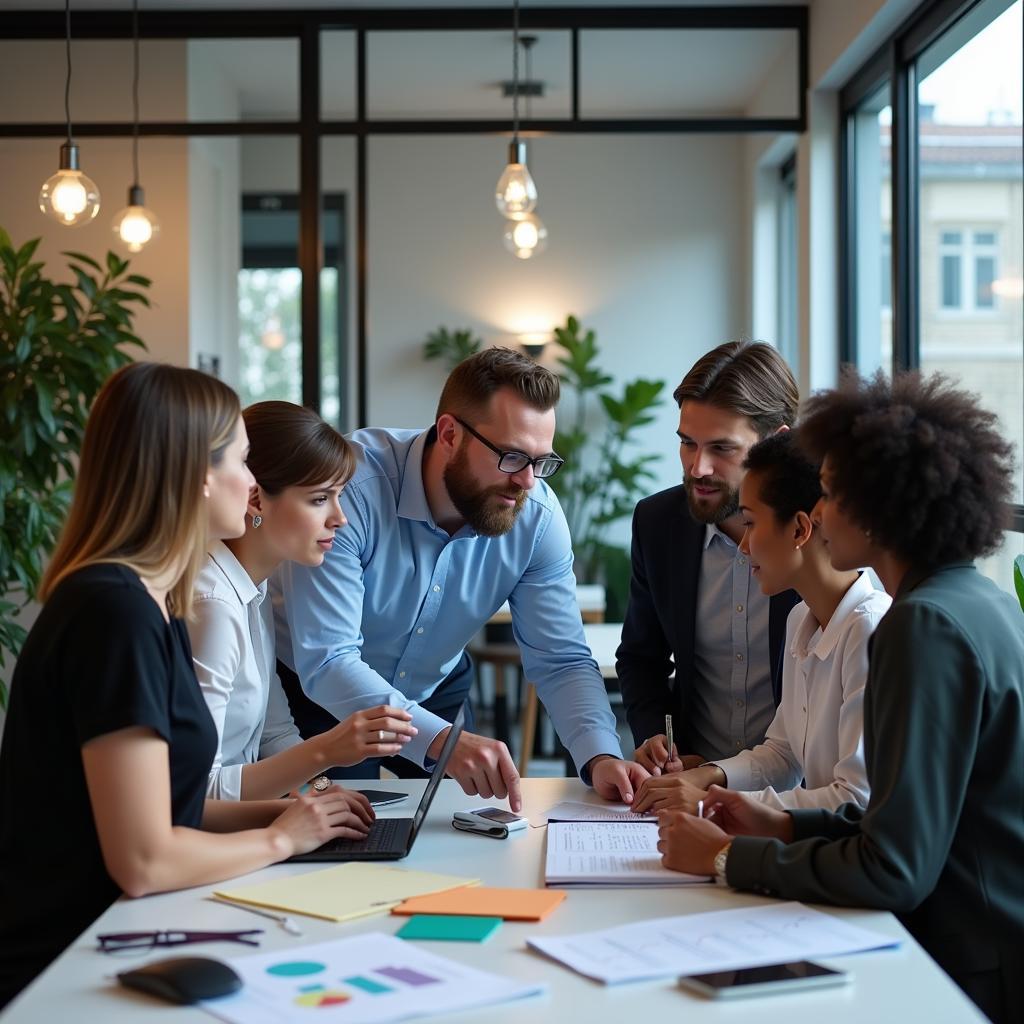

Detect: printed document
[536, 800, 657, 825]
[200, 932, 544, 1024]
[528, 901, 899, 983]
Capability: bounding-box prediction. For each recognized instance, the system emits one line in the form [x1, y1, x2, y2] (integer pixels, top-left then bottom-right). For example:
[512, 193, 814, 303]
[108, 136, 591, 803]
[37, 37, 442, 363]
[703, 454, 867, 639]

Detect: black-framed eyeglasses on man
[453, 416, 564, 479]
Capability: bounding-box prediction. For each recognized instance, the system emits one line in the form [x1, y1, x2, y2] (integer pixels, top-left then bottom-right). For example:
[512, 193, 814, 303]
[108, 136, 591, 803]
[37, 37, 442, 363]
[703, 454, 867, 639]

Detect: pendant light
[502, 212, 548, 260]
[38, 0, 101, 226]
[499, 30, 547, 259]
[494, 0, 537, 218]
[112, 0, 159, 252]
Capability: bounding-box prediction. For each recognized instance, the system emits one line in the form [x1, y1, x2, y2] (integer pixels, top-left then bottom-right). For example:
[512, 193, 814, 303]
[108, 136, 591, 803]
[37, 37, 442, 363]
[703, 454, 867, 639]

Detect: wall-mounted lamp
[518, 332, 551, 359]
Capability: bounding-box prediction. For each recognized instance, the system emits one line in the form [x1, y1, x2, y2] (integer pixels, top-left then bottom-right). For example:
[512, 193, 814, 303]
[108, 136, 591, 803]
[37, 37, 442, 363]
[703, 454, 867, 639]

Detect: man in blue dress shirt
[273, 348, 646, 811]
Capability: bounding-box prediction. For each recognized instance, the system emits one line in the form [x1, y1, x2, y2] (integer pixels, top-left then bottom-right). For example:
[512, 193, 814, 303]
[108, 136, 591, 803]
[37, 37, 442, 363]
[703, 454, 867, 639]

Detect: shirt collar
[396, 428, 437, 527]
[703, 522, 737, 551]
[207, 540, 264, 608]
[793, 570, 877, 662]
[895, 560, 974, 599]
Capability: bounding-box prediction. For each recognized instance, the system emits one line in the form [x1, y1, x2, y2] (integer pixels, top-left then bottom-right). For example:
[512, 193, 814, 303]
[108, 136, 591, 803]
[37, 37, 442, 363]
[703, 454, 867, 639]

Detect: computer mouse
[117, 955, 242, 1004]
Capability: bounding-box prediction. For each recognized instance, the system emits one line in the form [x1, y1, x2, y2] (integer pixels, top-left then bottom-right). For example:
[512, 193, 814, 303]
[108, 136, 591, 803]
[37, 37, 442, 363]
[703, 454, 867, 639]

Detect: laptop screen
[408, 702, 466, 841]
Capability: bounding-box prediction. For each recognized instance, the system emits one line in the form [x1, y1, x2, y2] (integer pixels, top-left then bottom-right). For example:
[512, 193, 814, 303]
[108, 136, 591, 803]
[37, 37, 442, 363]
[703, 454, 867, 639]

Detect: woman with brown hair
[188, 401, 416, 801]
[0, 364, 366, 1008]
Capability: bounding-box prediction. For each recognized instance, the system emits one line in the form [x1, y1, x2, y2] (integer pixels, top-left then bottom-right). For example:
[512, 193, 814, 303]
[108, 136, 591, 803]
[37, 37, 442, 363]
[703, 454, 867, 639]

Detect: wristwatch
[310, 775, 331, 792]
[713, 841, 733, 886]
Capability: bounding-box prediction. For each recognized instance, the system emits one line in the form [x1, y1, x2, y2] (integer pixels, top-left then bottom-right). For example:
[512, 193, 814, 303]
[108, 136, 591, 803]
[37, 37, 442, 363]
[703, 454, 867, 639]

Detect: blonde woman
[0, 364, 366, 1008]
[189, 401, 416, 800]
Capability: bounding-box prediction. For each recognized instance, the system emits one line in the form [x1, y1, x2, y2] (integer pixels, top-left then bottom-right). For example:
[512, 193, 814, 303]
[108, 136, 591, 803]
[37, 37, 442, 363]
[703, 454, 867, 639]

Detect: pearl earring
[252, 515, 262, 529]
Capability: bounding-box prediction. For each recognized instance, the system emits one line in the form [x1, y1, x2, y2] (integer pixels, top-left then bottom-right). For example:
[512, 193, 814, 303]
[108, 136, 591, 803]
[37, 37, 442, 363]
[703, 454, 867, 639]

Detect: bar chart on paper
[199, 933, 544, 1024]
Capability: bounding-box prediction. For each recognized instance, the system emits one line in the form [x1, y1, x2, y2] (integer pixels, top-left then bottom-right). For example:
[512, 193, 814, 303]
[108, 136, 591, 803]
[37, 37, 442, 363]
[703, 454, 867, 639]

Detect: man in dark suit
[617, 341, 800, 772]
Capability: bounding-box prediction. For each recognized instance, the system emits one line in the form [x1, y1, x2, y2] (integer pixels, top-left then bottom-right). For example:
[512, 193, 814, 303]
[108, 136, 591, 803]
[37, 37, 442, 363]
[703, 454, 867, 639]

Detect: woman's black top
[0, 564, 217, 1008]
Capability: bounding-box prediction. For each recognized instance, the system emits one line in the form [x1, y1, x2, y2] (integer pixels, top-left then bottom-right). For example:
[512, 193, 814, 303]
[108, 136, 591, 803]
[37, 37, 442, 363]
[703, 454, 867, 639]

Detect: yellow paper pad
[392, 886, 567, 921]
[213, 863, 479, 923]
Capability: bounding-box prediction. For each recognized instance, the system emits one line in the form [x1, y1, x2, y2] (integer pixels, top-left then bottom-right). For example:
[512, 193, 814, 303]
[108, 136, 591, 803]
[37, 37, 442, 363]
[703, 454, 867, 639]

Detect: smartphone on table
[452, 806, 529, 838]
[677, 961, 850, 1000]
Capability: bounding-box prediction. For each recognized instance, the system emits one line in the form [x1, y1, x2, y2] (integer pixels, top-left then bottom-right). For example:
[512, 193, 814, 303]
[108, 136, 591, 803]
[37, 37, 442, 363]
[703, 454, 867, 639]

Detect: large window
[842, 0, 1024, 587]
[776, 155, 798, 369]
[845, 86, 893, 376]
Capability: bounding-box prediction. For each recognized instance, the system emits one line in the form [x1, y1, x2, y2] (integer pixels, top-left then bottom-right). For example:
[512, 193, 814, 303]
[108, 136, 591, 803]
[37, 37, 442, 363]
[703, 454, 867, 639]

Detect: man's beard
[685, 476, 740, 524]
[444, 443, 527, 537]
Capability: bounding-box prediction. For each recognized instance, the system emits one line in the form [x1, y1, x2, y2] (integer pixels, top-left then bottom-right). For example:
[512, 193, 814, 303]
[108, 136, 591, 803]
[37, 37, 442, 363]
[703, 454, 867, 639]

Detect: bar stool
[474, 585, 607, 777]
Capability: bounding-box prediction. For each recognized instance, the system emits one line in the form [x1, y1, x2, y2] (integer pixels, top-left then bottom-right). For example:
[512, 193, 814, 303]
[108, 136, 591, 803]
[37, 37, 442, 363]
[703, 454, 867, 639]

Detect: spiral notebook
[545, 821, 710, 887]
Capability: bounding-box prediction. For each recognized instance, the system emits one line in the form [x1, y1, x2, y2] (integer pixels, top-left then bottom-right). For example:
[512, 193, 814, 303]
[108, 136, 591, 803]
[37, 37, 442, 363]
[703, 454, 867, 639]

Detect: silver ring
[378, 730, 386, 742]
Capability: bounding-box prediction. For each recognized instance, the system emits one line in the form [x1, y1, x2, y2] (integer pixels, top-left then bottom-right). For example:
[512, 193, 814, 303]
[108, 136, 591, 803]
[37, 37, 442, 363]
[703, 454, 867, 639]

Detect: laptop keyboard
[321, 817, 406, 853]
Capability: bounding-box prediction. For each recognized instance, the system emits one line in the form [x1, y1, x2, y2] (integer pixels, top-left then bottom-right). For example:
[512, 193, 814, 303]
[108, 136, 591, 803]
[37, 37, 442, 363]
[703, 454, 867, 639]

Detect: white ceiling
[192, 28, 799, 119]
[0, 3, 803, 120]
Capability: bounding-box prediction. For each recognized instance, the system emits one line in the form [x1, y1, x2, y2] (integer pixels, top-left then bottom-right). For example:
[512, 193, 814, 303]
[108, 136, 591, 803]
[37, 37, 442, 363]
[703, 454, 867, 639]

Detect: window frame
[840, 0, 1024, 534]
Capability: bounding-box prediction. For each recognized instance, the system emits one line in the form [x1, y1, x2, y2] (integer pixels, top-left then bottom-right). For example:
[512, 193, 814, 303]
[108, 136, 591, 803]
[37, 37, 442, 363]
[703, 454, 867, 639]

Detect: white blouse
[710, 571, 892, 810]
[189, 542, 302, 800]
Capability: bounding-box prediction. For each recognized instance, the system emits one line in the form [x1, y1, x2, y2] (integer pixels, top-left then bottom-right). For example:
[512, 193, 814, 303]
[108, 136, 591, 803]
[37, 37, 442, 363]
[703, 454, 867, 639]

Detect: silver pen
[208, 896, 303, 936]
[664, 714, 674, 770]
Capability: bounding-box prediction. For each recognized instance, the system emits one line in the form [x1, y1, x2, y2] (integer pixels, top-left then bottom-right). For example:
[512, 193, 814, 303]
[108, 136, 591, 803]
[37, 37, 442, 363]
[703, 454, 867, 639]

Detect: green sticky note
[396, 914, 503, 943]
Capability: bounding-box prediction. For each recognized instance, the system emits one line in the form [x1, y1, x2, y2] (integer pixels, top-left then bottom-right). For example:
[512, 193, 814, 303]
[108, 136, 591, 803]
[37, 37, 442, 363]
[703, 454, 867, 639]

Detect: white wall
[232, 131, 748, 520]
[365, 133, 746, 507]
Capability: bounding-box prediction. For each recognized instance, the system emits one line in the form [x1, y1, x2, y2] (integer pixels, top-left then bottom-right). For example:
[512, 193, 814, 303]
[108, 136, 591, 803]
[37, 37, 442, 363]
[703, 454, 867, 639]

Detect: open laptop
[289, 703, 465, 862]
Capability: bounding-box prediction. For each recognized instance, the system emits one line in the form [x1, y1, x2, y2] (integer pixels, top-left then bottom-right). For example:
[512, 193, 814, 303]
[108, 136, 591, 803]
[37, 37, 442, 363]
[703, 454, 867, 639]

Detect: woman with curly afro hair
[656, 370, 1024, 1024]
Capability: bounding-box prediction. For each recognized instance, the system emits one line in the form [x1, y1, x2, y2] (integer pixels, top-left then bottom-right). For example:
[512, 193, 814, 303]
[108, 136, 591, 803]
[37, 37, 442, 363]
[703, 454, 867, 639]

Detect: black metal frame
[838, 0, 1024, 532]
[1, 5, 809, 426]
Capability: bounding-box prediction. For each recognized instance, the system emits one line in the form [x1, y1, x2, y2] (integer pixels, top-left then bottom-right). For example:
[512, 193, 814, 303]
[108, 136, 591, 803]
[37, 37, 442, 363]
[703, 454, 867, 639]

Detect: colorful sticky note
[392, 886, 566, 921]
[396, 914, 503, 943]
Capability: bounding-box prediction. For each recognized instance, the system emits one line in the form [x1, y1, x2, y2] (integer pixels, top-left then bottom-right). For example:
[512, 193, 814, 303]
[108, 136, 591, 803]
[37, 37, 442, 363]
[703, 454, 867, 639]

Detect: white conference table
[3, 778, 985, 1023]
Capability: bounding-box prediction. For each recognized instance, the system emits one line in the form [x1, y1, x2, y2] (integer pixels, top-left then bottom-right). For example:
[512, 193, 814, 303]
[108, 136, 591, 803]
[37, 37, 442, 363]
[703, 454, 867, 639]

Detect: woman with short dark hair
[631, 431, 890, 815]
[189, 401, 417, 802]
[657, 371, 1024, 1024]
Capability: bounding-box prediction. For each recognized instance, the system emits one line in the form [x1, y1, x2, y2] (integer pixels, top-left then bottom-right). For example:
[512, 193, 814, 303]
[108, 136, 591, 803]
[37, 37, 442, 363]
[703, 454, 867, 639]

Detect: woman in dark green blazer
[658, 370, 1024, 1024]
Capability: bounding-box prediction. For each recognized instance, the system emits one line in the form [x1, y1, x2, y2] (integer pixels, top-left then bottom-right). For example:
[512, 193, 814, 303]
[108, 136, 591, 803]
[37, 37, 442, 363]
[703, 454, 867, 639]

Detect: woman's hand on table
[657, 810, 731, 876]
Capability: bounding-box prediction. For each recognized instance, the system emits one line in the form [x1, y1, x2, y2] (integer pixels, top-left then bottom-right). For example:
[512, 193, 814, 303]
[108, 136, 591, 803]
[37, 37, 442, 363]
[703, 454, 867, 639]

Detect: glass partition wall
[1, 8, 807, 430]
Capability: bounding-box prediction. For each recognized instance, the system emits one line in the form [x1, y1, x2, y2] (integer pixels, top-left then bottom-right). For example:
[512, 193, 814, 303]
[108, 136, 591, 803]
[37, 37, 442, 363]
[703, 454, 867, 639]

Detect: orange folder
[391, 886, 566, 922]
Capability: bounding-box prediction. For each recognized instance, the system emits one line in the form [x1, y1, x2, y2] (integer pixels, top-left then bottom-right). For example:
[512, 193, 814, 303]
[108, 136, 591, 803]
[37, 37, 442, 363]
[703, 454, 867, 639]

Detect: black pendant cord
[131, 0, 140, 188]
[63, 0, 72, 145]
[511, 0, 520, 146]
[524, 36, 532, 122]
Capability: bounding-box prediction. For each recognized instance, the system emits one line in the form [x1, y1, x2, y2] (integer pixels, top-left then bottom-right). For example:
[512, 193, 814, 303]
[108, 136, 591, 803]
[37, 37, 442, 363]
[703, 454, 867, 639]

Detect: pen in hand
[664, 714, 674, 773]
[695, 799, 716, 821]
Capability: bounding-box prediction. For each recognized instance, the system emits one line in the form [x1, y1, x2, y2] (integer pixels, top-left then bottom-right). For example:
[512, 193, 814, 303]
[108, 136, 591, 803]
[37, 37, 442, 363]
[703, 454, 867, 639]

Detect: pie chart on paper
[294, 988, 351, 1008]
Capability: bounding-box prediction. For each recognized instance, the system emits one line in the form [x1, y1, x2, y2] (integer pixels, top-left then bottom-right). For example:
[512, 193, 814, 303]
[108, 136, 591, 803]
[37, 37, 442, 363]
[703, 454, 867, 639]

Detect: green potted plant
[422, 326, 482, 371]
[546, 316, 664, 617]
[0, 229, 149, 708]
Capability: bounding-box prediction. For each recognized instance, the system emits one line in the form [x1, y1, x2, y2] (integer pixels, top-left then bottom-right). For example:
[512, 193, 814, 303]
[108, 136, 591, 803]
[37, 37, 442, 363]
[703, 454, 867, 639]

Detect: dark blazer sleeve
[725, 599, 984, 912]
[617, 497, 676, 746]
